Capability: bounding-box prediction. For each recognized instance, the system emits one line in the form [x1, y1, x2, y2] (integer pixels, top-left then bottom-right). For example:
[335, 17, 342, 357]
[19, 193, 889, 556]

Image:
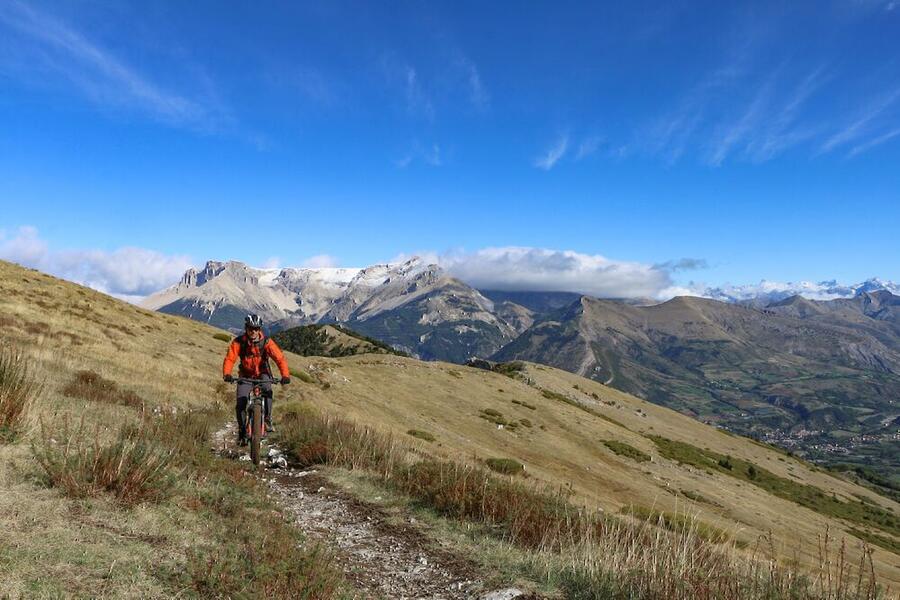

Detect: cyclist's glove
[223, 374, 234, 383]
[281, 377, 291, 385]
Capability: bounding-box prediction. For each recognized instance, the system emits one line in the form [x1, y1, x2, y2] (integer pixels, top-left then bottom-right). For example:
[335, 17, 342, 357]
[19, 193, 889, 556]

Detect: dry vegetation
[0, 259, 898, 598]
[279, 407, 886, 599]
[0, 261, 347, 598]
[0, 347, 33, 442]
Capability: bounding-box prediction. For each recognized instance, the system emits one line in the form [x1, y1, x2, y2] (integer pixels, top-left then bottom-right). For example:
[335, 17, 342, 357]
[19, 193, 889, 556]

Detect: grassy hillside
[494, 295, 900, 483]
[1, 259, 898, 596]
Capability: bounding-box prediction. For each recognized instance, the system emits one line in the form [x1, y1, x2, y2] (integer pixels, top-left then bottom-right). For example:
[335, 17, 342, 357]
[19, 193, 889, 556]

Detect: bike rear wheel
[251, 402, 262, 465]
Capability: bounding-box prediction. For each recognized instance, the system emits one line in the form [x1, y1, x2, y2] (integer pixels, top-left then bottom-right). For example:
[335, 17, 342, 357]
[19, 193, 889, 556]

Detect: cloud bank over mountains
[1, 226, 894, 304]
[435, 247, 674, 298]
[0, 226, 193, 302]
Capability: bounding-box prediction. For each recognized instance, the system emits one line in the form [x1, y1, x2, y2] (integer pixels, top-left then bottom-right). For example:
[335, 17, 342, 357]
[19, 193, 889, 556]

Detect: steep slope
[142, 258, 529, 361]
[4, 259, 899, 590]
[494, 294, 900, 481]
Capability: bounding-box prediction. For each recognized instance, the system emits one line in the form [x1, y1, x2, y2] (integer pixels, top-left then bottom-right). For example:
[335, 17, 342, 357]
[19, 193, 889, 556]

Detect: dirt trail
[213, 422, 530, 600]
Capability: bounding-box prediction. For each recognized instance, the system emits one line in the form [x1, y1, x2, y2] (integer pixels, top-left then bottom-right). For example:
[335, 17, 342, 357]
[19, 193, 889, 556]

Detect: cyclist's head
[244, 314, 263, 338]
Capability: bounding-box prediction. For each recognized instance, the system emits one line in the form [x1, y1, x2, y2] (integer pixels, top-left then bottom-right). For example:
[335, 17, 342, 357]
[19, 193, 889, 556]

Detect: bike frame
[233, 377, 280, 466]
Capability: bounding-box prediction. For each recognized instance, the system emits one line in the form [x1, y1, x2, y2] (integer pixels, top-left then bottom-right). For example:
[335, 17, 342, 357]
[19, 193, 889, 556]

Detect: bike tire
[251, 401, 262, 466]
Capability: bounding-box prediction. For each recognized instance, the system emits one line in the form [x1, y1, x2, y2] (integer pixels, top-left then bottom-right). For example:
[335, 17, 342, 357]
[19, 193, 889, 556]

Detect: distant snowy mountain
[702, 277, 900, 305]
[140, 257, 531, 361]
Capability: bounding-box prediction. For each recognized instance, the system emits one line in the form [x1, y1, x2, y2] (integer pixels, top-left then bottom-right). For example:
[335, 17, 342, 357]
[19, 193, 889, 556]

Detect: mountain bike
[232, 377, 281, 466]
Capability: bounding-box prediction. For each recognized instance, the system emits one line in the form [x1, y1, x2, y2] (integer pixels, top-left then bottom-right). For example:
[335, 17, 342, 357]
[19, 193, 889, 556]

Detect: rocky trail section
[213, 423, 533, 600]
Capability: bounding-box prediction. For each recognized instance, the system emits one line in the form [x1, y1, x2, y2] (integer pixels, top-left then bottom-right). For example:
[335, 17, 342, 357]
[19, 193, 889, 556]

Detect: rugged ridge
[493, 292, 900, 480]
[141, 257, 530, 360]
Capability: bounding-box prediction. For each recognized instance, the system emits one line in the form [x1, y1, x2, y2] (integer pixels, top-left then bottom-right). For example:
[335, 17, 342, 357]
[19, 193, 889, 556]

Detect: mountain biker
[222, 314, 291, 446]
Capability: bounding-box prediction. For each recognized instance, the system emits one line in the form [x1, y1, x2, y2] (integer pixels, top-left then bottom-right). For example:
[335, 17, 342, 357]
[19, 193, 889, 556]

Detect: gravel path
[213, 422, 531, 600]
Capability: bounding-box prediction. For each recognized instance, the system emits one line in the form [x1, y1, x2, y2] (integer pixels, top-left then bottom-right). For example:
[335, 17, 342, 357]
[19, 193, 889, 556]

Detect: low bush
[602, 439, 651, 463]
[212, 332, 232, 342]
[62, 369, 144, 408]
[493, 361, 526, 378]
[0, 348, 34, 442]
[485, 457, 525, 476]
[479, 408, 509, 426]
[34, 419, 177, 506]
[511, 399, 536, 410]
[406, 429, 436, 442]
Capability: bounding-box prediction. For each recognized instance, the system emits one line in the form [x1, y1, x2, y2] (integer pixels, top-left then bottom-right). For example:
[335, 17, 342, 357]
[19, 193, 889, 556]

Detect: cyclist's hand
[281, 377, 291, 385]
[223, 374, 234, 383]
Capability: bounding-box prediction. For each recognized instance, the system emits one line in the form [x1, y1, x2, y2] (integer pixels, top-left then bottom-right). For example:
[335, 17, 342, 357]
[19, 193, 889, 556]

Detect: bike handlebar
[229, 377, 283, 385]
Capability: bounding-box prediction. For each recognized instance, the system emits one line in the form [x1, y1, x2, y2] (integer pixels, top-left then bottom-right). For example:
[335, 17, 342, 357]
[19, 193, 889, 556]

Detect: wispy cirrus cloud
[575, 136, 603, 160]
[393, 141, 443, 168]
[533, 134, 569, 170]
[454, 55, 490, 111]
[632, 43, 900, 165]
[0, 0, 231, 132]
[819, 86, 900, 155]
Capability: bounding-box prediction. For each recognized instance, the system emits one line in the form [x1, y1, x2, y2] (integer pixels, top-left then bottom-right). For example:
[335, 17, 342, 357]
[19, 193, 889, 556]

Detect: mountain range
[142, 259, 900, 480]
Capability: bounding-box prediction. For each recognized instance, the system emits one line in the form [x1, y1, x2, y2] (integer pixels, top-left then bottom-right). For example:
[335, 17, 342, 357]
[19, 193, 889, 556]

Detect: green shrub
[0, 348, 33, 442]
[602, 440, 650, 463]
[479, 409, 509, 426]
[679, 489, 710, 504]
[212, 332, 232, 342]
[406, 429, 436, 442]
[296, 370, 315, 384]
[485, 457, 525, 476]
[493, 361, 526, 378]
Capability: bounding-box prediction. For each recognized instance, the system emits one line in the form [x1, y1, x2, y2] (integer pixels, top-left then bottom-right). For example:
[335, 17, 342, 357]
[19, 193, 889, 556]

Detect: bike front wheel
[250, 401, 262, 466]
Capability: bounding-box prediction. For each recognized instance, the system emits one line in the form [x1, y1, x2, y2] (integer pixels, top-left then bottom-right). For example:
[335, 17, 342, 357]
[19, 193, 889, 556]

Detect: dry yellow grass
[0, 261, 344, 597]
[0, 258, 897, 595]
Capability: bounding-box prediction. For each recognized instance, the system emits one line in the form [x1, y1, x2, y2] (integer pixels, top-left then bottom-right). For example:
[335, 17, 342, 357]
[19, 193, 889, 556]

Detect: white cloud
[437, 246, 673, 298]
[301, 254, 339, 268]
[0, 226, 193, 302]
[262, 256, 281, 269]
[393, 141, 443, 168]
[575, 136, 603, 160]
[533, 135, 569, 170]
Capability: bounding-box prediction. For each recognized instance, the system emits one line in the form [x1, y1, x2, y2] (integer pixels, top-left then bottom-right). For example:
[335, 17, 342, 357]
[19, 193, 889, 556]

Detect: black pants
[235, 377, 273, 439]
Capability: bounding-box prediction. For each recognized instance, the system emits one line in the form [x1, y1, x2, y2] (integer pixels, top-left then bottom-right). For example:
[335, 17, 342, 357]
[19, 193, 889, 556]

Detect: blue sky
[1, 0, 899, 299]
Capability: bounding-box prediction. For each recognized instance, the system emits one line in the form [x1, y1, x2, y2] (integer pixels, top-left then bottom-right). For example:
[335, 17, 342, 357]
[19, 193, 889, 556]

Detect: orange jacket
[223, 334, 290, 379]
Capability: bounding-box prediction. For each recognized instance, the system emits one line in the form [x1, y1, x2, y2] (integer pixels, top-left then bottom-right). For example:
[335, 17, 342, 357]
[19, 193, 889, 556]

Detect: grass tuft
[0, 347, 34, 442]
[212, 332, 232, 342]
[33, 418, 177, 506]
